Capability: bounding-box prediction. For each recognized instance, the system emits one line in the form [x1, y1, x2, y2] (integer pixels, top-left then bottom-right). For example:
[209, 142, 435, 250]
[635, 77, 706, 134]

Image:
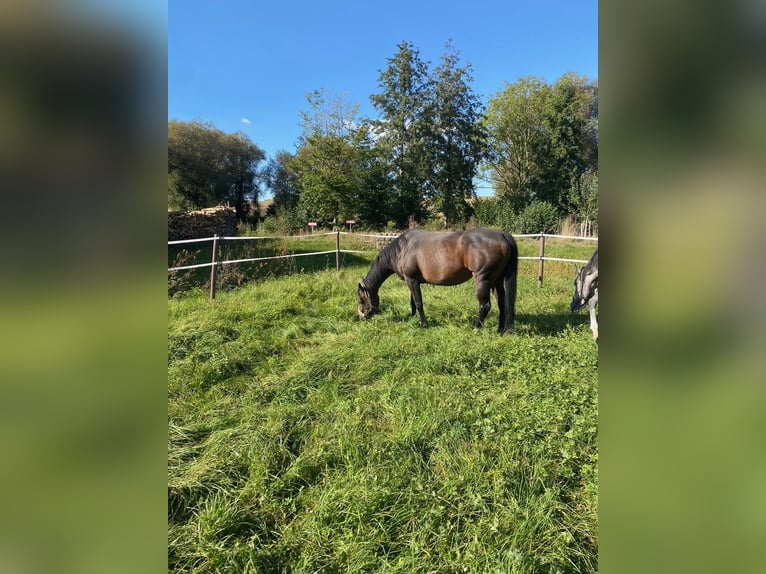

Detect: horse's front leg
[474, 280, 491, 329]
[405, 277, 428, 328]
[588, 302, 598, 342]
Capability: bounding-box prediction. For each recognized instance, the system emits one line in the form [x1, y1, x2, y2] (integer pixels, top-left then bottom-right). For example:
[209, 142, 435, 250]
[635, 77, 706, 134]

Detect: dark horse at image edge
[357, 228, 518, 334]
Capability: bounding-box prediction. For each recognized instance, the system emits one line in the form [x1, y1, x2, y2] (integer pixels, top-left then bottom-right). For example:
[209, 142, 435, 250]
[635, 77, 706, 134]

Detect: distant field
[168, 242, 598, 573]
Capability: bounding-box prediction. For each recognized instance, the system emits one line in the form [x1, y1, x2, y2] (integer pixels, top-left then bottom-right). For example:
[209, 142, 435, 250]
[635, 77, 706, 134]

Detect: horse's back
[398, 228, 514, 285]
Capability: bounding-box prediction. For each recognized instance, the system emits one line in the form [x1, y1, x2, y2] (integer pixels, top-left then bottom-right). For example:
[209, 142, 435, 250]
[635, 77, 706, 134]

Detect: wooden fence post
[335, 230, 340, 272]
[209, 234, 219, 300]
[537, 233, 546, 288]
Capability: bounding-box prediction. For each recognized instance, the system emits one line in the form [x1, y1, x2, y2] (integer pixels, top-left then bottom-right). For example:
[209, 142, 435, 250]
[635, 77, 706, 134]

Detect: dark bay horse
[357, 228, 518, 333]
[570, 247, 598, 342]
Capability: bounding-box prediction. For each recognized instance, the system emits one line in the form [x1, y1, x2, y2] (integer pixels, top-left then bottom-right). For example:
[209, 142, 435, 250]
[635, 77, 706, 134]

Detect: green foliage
[262, 150, 299, 212]
[482, 77, 549, 210]
[369, 41, 488, 228]
[370, 41, 434, 227]
[482, 74, 597, 214]
[291, 91, 388, 227]
[517, 200, 561, 234]
[472, 197, 517, 231]
[168, 120, 265, 222]
[256, 205, 310, 236]
[426, 41, 486, 227]
[168, 250, 598, 572]
[568, 169, 599, 234]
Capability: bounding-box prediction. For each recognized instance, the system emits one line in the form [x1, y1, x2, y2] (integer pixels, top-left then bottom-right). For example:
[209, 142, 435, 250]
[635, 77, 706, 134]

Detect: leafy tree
[535, 73, 597, 209]
[370, 41, 433, 227]
[353, 132, 393, 229]
[517, 200, 560, 234]
[263, 150, 299, 211]
[568, 169, 598, 235]
[482, 74, 597, 214]
[221, 131, 265, 222]
[168, 120, 223, 210]
[291, 90, 378, 225]
[168, 120, 264, 222]
[300, 88, 360, 141]
[482, 77, 549, 211]
[427, 41, 486, 226]
[292, 134, 362, 224]
[473, 196, 516, 231]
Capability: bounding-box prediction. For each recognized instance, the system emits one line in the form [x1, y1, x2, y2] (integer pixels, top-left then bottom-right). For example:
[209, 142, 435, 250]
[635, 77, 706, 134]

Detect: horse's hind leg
[494, 283, 506, 334]
[474, 280, 491, 329]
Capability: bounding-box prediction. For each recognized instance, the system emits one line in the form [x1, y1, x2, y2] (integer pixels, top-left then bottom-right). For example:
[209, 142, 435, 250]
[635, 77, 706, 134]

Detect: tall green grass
[168, 253, 597, 573]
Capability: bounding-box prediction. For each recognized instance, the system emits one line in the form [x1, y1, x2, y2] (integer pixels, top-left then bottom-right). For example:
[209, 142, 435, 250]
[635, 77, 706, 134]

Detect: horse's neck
[364, 259, 394, 291]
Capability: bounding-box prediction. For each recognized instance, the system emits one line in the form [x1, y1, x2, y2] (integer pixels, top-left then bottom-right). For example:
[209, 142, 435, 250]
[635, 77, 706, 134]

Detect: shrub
[517, 200, 560, 234]
[258, 206, 309, 236]
[473, 197, 516, 232]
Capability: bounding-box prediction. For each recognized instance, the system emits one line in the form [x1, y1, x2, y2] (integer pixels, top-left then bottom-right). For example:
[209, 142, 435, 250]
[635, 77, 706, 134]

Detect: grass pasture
[168, 242, 598, 573]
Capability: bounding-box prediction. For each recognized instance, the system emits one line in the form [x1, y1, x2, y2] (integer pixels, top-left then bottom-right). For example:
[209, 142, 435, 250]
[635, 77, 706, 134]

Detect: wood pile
[168, 206, 237, 241]
[375, 235, 399, 250]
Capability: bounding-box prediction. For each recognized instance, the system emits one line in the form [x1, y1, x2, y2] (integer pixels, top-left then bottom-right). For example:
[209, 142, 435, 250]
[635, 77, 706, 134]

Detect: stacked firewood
[375, 235, 398, 250]
[168, 206, 237, 241]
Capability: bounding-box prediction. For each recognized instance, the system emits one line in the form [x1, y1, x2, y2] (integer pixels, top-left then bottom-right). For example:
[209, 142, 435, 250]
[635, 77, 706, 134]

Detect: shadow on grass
[516, 312, 593, 337]
[366, 307, 594, 338]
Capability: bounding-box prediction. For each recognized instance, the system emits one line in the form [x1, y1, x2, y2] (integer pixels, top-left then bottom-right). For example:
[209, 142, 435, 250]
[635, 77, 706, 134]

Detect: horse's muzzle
[358, 305, 378, 321]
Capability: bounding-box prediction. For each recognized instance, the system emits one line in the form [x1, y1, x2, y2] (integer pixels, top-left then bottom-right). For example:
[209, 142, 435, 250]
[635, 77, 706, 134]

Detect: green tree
[517, 200, 560, 234]
[291, 90, 376, 225]
[168, 120, 264, 222]
[535, 73, 598, 210]
[168, 120, 223, 210]
[568, 169, 598, 235]
[370, 41, 433, 227]
[221, 131, 265, 222]
[427, 41, 486, 226]
[482, 74, 597, 214]
[292, 134, 362, 224]
[482, 77, 549, 211]
[263, 150, 299, 211]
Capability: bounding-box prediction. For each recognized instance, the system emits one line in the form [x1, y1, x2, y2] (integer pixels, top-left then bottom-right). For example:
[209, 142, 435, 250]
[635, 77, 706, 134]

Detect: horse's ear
[573, 264, 580, 275]
[358, 280, 367, 292]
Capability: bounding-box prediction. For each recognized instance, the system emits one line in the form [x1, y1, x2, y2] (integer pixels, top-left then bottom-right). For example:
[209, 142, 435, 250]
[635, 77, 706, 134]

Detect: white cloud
[240, 117, 251, 125]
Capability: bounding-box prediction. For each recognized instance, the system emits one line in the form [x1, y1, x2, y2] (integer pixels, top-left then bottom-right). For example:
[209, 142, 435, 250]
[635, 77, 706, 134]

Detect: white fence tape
[168, 232, 597, 272]
[168, 249, 365, 272]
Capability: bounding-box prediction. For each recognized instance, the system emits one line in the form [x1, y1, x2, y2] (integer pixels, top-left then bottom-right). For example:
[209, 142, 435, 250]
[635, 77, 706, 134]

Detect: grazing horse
[357, 228, 518, 334]
[571, 247, 598, 342]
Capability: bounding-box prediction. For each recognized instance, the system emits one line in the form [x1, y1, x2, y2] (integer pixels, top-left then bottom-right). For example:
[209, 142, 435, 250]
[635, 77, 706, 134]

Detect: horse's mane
[364, 232, 410, 288]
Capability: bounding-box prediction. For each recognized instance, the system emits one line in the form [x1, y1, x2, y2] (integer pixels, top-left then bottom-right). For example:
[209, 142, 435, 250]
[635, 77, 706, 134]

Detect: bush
[258, 206, 309, 236]
[473, 197, 516, 232]
[517, 200, 560, 234]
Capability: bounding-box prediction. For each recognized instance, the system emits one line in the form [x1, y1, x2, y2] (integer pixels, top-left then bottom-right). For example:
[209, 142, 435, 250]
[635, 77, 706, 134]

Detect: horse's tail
[502, 232, 518, 333]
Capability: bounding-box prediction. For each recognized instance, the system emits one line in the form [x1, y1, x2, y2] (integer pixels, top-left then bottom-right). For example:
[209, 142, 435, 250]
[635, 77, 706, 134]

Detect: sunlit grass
[168, 251, 597, 573]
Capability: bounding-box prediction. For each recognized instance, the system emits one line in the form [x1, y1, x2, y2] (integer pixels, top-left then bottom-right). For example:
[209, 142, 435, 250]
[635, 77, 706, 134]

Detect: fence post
[209, 234, 219, 300]
[537, 233, 546, 288]
[335, 230, 340, 272]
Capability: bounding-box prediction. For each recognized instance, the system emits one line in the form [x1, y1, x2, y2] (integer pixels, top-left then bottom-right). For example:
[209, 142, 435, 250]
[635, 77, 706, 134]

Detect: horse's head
[570, 264, 598, 312]
[357, 281, 380, 320]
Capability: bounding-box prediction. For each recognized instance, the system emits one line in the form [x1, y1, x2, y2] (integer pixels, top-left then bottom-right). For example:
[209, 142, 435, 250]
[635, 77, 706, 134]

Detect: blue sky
[169, 0, 597, 195]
